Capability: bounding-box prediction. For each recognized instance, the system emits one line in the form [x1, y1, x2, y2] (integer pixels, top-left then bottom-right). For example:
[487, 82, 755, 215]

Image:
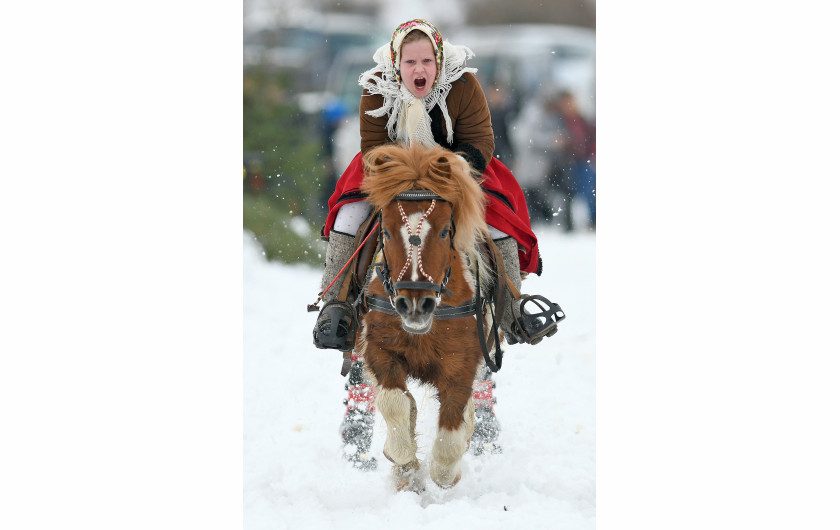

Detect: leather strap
[473, 263, 503, 372]
[340, 350, 353, 377]
[365, 294, 476, 320]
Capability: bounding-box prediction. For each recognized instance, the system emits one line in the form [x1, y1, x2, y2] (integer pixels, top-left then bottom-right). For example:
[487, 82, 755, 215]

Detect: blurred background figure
[485, 82, 517, 167]
[512, 87, 567, 227]
[319, 98, 349, 208]
[515, 87, 597, 231]
[243, 154, 267, 194]
[511, 87, 596, 232]
[543, 89, 575, 231]
[554, 90, 596, 230]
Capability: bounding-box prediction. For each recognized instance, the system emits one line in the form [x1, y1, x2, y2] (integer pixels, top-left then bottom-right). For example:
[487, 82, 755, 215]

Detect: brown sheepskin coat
[359, 73, 495, 174]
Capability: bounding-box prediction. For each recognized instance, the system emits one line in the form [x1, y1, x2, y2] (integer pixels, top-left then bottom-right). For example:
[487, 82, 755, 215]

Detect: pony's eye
[440, 226, 450, 239]
[383, 228, 391, 240]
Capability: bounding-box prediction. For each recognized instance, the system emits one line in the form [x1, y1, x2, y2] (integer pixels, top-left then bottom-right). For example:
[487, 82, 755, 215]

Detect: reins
[472, 258, 504, 372]
[307, 219, 381, 312]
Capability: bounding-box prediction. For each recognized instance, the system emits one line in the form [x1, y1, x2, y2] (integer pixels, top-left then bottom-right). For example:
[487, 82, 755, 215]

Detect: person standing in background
[556, 90, 596, 230]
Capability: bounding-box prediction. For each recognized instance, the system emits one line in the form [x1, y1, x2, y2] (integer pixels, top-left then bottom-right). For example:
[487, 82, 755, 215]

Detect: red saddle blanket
[322, 153, 541, 275]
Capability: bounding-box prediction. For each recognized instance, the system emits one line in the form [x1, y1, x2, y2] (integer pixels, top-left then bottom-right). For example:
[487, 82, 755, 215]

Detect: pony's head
[362, 143, 488, 333]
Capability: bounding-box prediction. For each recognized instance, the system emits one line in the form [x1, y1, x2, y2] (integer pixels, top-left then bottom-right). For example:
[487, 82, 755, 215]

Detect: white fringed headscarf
[358, 19, 477, 147]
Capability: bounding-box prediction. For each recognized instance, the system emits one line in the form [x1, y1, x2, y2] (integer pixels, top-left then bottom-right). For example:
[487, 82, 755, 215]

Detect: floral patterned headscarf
[359, 19, 477, 145]
[389, 19, 444, 89]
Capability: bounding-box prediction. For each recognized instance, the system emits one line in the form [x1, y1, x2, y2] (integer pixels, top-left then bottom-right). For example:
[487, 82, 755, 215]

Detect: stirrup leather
[509, 295, 565, 345]
[313, 301, 357, 351]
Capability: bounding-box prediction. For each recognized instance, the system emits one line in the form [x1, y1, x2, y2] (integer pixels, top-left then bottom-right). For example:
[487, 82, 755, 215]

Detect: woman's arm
[359, 91, 391, 155]
[450, 73, 495, 174]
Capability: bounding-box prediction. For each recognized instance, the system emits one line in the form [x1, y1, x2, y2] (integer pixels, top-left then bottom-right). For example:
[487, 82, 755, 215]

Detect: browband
[393, 190, 446, 201]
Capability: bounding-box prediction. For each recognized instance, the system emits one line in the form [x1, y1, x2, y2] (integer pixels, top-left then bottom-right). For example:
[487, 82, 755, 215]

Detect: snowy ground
[244, 224, 595, 529]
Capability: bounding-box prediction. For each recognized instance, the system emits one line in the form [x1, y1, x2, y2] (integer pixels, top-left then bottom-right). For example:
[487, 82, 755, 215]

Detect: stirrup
[313, 301, 357, 351]
[509, 295, 565, 345]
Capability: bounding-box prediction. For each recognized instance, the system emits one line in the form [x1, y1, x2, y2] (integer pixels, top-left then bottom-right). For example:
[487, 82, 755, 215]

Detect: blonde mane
[361, 143, 488, 255]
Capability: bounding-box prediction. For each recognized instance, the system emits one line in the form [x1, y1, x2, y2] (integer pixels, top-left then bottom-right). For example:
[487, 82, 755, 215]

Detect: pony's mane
[361, 143, 488, 254]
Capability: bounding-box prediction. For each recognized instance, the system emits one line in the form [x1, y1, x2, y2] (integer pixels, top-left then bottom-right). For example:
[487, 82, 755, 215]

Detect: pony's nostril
[420, 297, 436, 315]
[395, 297, 410, 315]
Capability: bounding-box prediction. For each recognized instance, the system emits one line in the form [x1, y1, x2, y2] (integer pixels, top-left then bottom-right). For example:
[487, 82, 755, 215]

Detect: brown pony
[357, 143, 495, 491]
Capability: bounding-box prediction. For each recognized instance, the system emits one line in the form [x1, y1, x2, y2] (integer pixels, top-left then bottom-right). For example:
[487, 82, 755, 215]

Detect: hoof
[431, 468, 461, 489]
[429, 461, 462, 489]
[392, 458, 424, 493]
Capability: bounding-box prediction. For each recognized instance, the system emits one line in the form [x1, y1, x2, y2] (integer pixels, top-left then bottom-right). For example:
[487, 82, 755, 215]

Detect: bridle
[374, 190, 455, 304]
[367, 189, 504, 373]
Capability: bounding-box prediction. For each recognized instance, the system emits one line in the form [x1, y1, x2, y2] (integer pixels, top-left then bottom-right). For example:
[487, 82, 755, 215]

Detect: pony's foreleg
[375, 386, 421, 489]
[430, 385, 474, 488]
[376, 387, 418, 465]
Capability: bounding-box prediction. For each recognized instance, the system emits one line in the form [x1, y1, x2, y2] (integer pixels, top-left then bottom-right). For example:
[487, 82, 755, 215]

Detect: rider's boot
[313, 231, 357, 351]
[494, 237, 566, 345]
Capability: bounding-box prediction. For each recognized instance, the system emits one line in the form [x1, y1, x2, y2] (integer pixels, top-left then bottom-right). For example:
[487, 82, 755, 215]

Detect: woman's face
[399, 38, 437, 98]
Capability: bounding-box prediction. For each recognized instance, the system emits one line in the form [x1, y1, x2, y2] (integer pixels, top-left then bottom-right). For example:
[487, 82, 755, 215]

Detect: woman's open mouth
[414, 77, 427, 91]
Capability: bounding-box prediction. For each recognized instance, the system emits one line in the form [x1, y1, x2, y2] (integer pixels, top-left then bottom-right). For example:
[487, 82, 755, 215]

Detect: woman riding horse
[313, 19, 563, 351]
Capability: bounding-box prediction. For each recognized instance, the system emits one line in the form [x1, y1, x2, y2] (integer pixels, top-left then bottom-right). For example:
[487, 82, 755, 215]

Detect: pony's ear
[429, 154, 452, 178]
[369, 154, 391, 170]
[363, 147, 392, 174]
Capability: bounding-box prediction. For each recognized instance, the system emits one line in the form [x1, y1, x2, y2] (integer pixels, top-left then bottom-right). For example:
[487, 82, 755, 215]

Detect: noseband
[374, 191, 454, 302]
